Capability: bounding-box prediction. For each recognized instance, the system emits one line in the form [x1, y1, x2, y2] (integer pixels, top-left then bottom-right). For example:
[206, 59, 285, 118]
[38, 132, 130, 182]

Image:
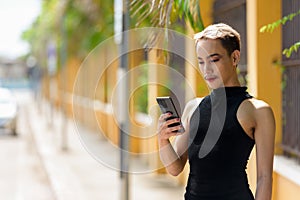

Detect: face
[196, 39, 240, 89]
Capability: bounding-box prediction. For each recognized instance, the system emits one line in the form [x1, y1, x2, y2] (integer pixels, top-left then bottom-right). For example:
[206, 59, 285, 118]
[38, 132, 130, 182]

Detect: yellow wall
[273, 172, 300, 200]
[247, 0, 282, 154]
[247, 1, 300, 200]
[246, 0, 283, 195]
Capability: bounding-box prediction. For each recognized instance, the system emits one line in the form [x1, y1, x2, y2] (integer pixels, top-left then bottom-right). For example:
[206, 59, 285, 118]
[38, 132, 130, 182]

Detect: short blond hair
[194, 23, 241, 55]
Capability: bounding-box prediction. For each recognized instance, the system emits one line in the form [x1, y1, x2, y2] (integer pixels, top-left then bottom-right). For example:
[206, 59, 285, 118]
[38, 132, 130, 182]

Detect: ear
[231, 50, 240, 67]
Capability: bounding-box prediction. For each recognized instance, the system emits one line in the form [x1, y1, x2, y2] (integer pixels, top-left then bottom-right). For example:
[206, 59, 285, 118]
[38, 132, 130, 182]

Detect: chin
[207, 82, 223, 90]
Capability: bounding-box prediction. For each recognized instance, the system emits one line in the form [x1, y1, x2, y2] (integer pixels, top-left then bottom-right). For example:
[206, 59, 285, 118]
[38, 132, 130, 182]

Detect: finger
[158, 113, 173, 123]
[158, 117, 180, 133]
[169, 124, 183, 132]
[165, 117, 180, 126]
[158, 114, 165, 121]
[164, 112, 173, 117]
[162, 123, 182, 134]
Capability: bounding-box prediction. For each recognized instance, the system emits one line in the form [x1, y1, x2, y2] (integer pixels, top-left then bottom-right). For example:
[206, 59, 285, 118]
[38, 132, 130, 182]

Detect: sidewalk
[27, 101, 185, 200]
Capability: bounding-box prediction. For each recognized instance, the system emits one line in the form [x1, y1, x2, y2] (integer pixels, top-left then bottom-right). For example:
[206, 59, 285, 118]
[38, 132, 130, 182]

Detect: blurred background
[0, 0, 299, 200]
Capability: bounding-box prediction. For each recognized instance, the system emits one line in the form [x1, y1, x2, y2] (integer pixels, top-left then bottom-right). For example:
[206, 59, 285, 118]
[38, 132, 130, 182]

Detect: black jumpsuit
[185, 87, 255, 200]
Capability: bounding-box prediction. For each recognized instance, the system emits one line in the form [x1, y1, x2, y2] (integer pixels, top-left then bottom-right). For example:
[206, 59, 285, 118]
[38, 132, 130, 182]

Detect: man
[157, 23, 275, 200]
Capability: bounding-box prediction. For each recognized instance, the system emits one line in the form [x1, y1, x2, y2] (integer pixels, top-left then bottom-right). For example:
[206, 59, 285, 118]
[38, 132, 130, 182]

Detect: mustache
[204, 74, 218, 80]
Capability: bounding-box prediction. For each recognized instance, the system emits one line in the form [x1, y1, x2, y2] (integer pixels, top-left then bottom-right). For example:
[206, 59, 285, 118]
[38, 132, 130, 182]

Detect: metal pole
[119, 0, 130, 199]
[60, 3, 68, 151]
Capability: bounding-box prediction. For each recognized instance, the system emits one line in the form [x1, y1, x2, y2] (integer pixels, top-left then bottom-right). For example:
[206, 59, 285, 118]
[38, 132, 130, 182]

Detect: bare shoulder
[185, 97, 203, 110]
[174, 97, 203, 158]
[240, 98, 272, 112]
[248, 98, 271, 109]
[182, 98, 203, 119]
[240, 98, 275, 125]
[180, 97, 203, 134]
[238, 98, 275, 138]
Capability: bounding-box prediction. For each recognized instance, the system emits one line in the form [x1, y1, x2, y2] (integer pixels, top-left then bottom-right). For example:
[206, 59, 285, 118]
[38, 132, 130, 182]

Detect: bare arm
[157, 98, 200, 176]
[254, 101, 275, 200]
[157, 114, 188, 176]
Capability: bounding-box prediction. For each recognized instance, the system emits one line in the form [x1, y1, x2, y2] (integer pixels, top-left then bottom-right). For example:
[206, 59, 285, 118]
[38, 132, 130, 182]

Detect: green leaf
[267, 24, 273, 32]
[293, 44, 298, 52]
[186, 11, 194, 29]
[283, 41, 300, 58]
[289, 13, 296, 20]
[282, 16, 289, 24]
[260, 25, 267, 33]
[282, 48, 288, 55]
[196, 1, 204, 28]
[183, 0, 189, 13]
[260, 8, 300, 33]
[174, 0, 184, 17]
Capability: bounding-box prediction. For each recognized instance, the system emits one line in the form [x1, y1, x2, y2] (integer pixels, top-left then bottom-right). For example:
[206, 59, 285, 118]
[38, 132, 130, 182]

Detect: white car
[0, 88, 18, 135]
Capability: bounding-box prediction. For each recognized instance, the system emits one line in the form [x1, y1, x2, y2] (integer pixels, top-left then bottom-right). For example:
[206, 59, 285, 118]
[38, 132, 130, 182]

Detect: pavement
[26, 99, 185, 200]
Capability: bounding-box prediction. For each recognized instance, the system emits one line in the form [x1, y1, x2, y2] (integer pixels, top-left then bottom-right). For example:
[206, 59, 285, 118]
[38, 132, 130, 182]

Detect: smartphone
[156, 96, 185, 133]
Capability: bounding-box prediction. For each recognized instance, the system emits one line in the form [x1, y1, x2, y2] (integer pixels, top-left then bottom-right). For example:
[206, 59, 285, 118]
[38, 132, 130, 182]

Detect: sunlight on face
[196, 39, 237, 89]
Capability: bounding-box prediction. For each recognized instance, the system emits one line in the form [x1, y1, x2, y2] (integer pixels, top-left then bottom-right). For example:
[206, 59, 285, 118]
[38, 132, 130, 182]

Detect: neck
[223, 78, 241, 87]
[212, 83, 241, 90]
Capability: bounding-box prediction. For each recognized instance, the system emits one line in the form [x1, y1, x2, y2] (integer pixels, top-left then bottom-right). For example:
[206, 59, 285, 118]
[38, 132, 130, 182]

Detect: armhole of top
[182, 97, 203, 130]
[174, 97, 204, 154]
[234, 96, 255, 141]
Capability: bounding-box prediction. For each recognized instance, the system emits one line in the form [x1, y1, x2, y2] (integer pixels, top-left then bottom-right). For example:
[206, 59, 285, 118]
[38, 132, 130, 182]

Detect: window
[281, 0, 300, 159]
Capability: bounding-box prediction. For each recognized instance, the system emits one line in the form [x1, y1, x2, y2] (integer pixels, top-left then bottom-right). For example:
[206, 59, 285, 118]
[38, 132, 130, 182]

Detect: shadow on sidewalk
[28, 100, 185, 200]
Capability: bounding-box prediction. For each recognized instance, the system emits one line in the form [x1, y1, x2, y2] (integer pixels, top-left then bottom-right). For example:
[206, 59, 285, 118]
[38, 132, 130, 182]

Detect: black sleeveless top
[185, 87, 255, 200]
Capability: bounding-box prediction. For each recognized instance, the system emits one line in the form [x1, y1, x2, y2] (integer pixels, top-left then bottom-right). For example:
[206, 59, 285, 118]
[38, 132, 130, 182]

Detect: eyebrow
[197, 53, 221, 60]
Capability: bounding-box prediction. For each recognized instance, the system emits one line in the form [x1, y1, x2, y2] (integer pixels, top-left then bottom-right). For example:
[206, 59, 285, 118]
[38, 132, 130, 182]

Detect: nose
[202, 62, 213, 74]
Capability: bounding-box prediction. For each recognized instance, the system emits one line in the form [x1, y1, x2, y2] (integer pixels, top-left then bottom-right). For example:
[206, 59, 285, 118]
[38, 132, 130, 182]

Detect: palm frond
[130, 0, 204, 57]
[130, 1, 148, 17]
[131, 0, 203, 31]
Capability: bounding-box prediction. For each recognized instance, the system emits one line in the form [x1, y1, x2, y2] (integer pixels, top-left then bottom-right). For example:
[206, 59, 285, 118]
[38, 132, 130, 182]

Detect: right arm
[157, 98, 200, 176]
[157, 113, 188, 176]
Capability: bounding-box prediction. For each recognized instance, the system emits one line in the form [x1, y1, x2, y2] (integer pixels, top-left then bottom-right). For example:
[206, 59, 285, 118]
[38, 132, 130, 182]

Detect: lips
[204, 75, 217, 82]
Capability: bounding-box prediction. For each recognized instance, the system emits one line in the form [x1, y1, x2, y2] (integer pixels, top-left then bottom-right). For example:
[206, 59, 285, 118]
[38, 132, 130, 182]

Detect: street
[0, 90, 185, 200]
[0, 90, 55, 200]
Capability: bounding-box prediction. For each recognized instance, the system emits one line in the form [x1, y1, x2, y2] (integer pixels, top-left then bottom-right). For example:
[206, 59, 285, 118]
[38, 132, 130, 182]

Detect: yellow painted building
[183, 0, 300, 199]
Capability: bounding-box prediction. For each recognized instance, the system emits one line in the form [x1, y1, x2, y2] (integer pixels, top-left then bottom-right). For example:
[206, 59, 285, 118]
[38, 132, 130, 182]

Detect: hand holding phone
[156, 96, 185, 133]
